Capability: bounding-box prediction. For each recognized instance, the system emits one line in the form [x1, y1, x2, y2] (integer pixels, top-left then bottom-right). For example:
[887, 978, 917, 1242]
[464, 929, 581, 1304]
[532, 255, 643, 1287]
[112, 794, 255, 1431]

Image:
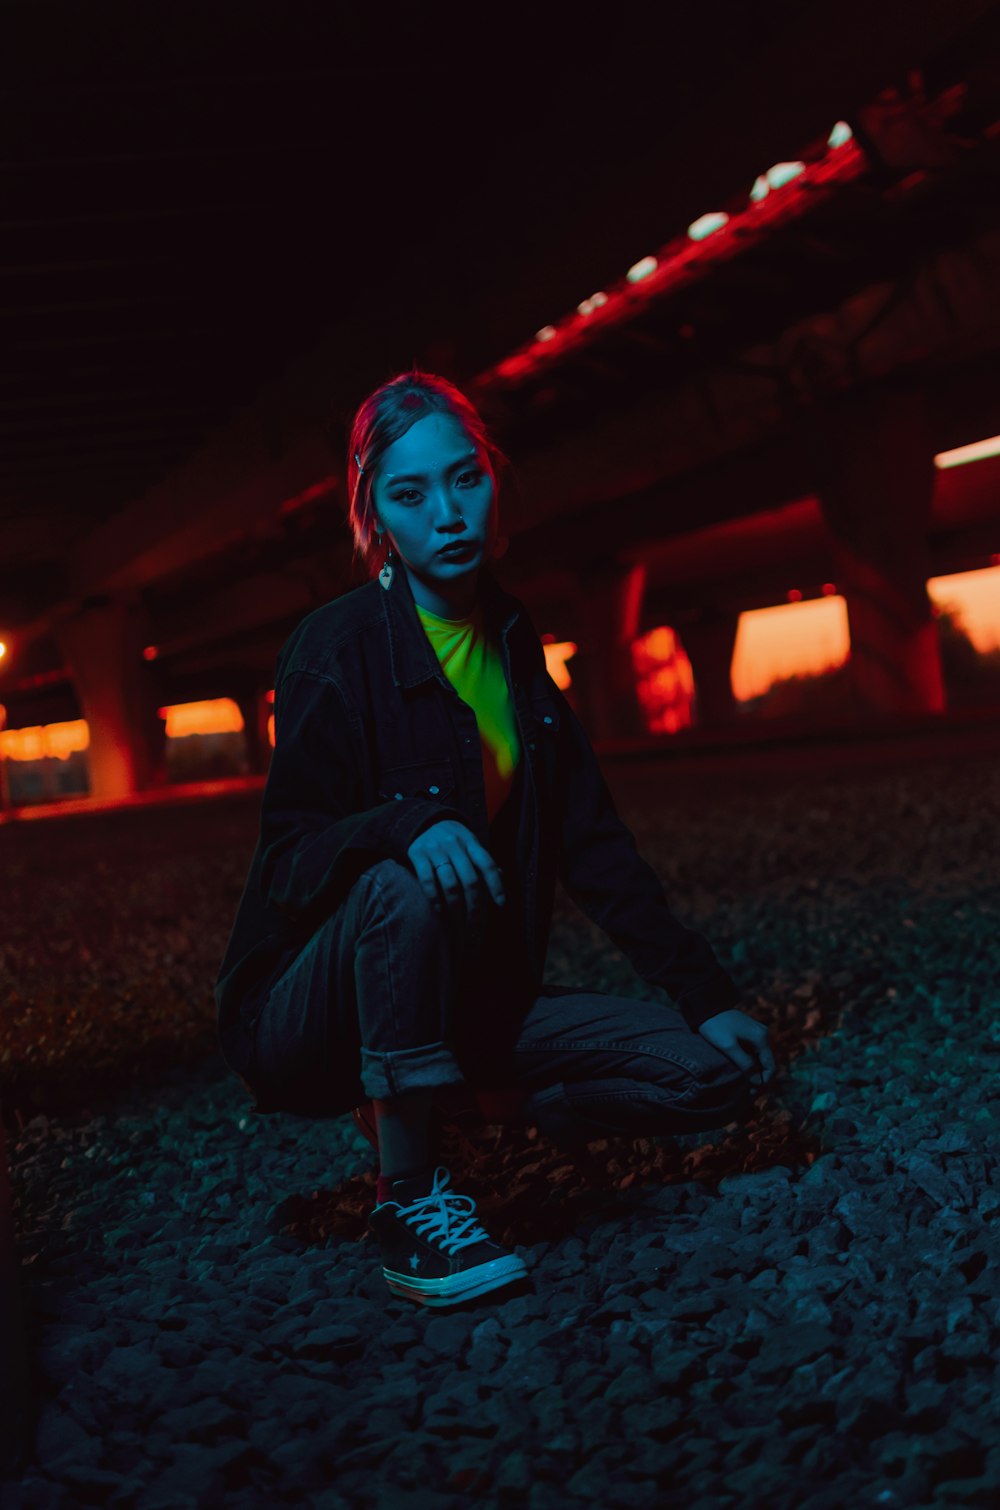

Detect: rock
[9, 756, 1000, 1508]
[422, 1314, 468, 1359]
[753, 1323, 842, 1377]
[650, 1347, 699, 1390]
[32, 1406, 103, 1471]
[898, 1154, 970, 1210]
[291, 1324, 365, 1361]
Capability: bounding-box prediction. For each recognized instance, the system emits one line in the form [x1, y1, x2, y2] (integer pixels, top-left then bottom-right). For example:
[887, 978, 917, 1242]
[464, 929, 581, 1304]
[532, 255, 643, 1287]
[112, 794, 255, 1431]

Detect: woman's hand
[697, 1008, 776, 1090]
[407, 818, 506, 925]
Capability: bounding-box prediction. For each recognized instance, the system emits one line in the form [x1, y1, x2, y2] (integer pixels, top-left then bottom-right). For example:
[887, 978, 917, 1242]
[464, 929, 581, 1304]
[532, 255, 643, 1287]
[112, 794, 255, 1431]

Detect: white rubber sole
[383, 1252, 529, 1306]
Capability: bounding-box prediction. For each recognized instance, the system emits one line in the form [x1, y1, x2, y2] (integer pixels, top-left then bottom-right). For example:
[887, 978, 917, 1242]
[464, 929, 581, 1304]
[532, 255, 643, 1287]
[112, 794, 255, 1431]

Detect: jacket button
[394, 792, 403, 800]
[528, 742, 537, 752]
[428, 785, 439, 795]
[543, 716, 553, 724]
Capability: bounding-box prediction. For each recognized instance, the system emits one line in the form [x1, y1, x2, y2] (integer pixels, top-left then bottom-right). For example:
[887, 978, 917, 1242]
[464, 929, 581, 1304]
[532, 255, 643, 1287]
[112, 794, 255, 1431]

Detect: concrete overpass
[3, 1, 1000, 799]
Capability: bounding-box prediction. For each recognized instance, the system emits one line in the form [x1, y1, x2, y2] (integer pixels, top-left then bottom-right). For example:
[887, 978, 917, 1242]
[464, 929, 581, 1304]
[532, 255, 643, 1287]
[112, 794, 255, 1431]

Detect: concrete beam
[11, 416, 337, 648]
[500, 230, 1000, 539]
[12, 209, 1000, 698]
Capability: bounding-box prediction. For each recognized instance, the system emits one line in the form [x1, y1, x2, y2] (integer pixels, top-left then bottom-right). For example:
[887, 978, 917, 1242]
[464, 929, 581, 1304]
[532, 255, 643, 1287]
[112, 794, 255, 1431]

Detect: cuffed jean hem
[360, 1039, 468, 1101]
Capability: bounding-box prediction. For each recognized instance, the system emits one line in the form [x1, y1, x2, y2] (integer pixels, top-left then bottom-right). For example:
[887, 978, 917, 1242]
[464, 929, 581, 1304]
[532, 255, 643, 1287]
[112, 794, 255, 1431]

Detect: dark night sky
[2, 0, 997, 546]
[4, 0, 958, 378]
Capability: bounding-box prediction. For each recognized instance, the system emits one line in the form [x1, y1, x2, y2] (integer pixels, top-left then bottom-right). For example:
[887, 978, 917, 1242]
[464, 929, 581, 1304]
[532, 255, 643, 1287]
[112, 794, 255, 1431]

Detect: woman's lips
[437, 541, 476, 557]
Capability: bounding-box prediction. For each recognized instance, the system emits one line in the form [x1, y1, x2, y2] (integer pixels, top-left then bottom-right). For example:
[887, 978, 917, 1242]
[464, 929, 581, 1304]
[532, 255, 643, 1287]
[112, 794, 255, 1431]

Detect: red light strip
[477, 138, 868, 388]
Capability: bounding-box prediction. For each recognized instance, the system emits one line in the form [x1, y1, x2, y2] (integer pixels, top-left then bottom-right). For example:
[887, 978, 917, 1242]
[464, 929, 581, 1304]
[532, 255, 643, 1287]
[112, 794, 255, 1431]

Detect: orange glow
[0, 641, 6, 660]
[727, 566, 1000, 699]
[0, 719, 89, 762]
[633, 625, 696, 733]
[152, 690, 276, 744]
[5, 568, 997, 777]
[732, 597, 850, 702]
[927, 566, 1000, 653]
[157, 699, 244, 738]
[542, 640, 577, 691]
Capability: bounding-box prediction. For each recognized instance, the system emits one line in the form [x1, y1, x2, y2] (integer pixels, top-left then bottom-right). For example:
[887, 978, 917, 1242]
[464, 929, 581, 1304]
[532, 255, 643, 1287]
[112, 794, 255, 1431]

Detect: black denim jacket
[214, 561, 744, 1078]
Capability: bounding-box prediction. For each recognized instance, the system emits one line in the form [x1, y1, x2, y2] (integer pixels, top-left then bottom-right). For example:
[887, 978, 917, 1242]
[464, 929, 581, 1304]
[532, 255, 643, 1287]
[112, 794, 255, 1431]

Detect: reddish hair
[346, 369, 509, 580]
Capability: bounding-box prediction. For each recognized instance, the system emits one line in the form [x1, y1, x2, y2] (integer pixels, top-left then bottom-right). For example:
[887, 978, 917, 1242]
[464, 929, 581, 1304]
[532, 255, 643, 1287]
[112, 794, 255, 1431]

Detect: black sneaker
[368, 1164, 528, 1307]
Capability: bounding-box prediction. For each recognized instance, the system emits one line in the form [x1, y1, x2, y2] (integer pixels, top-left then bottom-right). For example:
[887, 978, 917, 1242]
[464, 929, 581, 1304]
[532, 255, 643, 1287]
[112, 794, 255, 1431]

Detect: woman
[215, 369, 776, 1309]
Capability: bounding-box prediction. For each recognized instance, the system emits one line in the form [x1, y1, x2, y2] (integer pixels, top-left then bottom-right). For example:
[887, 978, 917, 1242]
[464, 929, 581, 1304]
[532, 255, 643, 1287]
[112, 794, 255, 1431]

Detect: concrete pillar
[810, 383, 945, 720]
[235, 687, 273, 776]
[54, 596, 167, 801]
[571, 562, 649, 743]
[679, 609, 741, 729]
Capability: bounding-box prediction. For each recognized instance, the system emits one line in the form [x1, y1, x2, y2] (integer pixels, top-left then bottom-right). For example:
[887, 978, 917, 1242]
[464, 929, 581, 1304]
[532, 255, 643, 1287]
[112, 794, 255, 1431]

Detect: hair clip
[354, 451, 364, 474]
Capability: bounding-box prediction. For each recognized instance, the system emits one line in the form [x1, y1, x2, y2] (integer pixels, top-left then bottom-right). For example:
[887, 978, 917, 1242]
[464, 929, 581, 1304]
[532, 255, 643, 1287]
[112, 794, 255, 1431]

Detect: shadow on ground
[272, 1104, 826, 1253]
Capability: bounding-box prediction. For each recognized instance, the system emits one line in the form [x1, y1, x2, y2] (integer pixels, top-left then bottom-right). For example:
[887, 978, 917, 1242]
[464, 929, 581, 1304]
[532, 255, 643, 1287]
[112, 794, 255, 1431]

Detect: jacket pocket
[376, 759, 457, 804]
[526, 695, 561, 754]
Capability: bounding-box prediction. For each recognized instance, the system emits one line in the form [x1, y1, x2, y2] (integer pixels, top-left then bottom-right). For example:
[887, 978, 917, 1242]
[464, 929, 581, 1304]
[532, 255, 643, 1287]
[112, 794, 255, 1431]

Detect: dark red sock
[376, 1164, 434, 1205]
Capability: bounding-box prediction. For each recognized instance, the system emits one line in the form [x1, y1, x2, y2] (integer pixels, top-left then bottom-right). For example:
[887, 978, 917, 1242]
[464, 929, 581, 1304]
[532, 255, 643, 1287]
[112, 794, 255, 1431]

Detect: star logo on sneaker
[409, 1255, 421, 1272]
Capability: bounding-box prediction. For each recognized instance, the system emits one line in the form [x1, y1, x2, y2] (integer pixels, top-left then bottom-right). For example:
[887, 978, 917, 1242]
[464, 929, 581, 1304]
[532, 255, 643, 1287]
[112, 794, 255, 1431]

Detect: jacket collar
[379, 557, 524, 689]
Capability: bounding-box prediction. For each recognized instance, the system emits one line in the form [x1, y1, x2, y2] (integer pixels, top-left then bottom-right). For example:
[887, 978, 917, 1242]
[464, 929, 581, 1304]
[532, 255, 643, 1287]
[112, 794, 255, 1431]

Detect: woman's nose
[432, 494, 467, 525]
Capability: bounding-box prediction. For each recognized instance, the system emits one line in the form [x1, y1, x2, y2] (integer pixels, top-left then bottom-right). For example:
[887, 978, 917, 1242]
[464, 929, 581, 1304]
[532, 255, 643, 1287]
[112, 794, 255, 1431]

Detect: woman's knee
[362, 863, 432, 906]
[362, 856, 486, 944]
[688, 1043, 757, 1114]
[621, 1034, 752, 1118]
[362, 856, 437, 920]
[354, 856, 472, 959]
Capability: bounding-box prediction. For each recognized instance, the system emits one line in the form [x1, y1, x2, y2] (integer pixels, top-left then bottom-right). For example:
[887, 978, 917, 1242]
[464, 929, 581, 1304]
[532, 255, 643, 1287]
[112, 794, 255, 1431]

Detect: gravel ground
[3, 747, 1000, 1509]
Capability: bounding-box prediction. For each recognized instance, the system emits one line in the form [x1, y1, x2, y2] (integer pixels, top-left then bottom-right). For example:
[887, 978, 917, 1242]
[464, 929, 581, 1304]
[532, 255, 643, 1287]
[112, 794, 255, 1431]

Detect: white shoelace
[394, 1165, 494, 1254]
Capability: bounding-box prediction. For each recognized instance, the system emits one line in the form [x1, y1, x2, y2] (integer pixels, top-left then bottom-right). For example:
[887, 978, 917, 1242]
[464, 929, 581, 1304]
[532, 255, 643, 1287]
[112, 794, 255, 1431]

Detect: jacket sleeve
[259, 666, 468, 935]
[547, 676, 744, 1032]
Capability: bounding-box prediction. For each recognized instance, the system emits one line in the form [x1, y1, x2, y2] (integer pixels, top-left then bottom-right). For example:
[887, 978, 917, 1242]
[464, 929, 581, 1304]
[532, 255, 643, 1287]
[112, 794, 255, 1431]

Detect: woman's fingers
[411, 842, 481, 920]
[409, 853, 443, 911]
[406, 820, 505, 920]
[749, 1026, 777, 1081]
[438, 847, 481, 918]
[746, 1032, 776, 1086]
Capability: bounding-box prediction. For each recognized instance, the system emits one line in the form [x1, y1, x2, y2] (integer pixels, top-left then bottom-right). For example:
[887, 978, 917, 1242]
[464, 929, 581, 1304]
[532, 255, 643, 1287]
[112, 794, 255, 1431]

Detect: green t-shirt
[415, 599, 523, 823]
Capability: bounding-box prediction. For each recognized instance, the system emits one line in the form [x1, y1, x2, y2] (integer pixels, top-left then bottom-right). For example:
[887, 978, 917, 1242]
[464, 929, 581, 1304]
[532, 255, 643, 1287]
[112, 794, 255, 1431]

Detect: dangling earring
[376, 529, 393, 590]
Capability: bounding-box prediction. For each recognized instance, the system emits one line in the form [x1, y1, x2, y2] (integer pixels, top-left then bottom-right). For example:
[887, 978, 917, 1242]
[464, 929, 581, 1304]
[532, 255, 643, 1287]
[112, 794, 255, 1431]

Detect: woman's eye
[392, 471, 480, 504]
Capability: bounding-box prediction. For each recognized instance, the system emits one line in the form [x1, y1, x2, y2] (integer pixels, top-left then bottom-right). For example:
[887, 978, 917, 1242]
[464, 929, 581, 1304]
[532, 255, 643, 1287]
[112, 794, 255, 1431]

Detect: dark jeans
[238, 857, 757, 1147]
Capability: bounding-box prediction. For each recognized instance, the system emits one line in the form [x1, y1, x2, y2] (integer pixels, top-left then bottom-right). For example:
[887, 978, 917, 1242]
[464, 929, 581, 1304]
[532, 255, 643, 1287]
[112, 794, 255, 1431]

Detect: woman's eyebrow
[385, 449, 479, 485]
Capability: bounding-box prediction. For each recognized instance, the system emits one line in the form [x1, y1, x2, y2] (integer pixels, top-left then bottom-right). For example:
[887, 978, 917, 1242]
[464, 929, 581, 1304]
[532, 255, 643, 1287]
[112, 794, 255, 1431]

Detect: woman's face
[370, 411, 498, 618]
